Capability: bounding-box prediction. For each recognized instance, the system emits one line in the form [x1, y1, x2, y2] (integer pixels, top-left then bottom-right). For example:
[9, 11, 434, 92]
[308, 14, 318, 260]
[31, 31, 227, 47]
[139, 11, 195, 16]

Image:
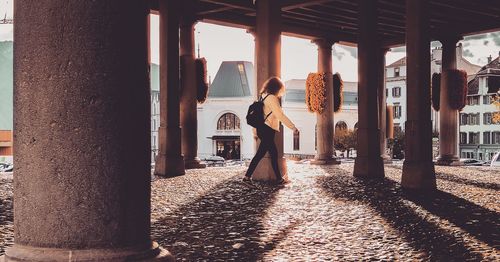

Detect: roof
[0, 41, 13, 130]
[151, 1, 500, 47]
[387, 57, 406, 68]
[468, 56, 500, 95]
[208, 61, 255, 98]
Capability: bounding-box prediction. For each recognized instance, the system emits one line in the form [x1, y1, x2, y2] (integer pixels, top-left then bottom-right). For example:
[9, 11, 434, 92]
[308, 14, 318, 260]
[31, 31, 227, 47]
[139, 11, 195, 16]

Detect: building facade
[459, 54, 500, 161]
[195, 61, 359, 160]
[385, 44, 482, 133]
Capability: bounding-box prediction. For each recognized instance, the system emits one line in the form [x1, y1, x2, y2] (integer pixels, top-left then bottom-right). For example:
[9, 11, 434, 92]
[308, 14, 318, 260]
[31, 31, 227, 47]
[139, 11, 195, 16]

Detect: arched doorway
[335, 121, 348, 132]
[215, 113, 241, 160]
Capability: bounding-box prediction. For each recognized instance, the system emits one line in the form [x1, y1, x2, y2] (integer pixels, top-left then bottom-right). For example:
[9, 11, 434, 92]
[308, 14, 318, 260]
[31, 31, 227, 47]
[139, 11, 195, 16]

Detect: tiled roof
[387, 57, 406, 68]
[467, 57, 500, 95]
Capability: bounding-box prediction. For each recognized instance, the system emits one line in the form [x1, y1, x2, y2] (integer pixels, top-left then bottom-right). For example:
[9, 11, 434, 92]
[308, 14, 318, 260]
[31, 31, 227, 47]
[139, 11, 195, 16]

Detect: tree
[334, 129, 357, 158]
[492, 94, 500, 124]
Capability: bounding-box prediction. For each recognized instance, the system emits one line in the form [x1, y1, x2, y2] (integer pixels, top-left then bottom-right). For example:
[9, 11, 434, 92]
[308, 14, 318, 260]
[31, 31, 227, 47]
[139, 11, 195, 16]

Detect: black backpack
[246, 94, 272, 128]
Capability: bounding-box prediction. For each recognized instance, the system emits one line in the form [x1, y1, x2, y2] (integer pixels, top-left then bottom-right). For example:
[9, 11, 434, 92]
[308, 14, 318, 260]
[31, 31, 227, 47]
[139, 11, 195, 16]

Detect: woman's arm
[267, 95, 296, 130]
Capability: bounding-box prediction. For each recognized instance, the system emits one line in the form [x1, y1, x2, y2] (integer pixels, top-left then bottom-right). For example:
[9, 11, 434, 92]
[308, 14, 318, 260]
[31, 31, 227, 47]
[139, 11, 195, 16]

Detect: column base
[402, 160, 436, 190]
[353, 156, 384, 179]
[184, 158, 206, 169]
[2, 242, 173, 262]
[251, 156, 288, 181]
[154, 155, 185, 177]
[310, 157, 340, 165]
[435, 155, 462, 166]
[382, 154, 393, 164]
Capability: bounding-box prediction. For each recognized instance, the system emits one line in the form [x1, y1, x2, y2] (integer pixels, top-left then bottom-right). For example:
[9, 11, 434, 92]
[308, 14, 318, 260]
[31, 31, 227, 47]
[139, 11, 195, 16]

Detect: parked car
[0, 163, 13, 172]
[203, 156, 225, 167]
[490, 152, 500, 168]
[459, 159, 485, 166]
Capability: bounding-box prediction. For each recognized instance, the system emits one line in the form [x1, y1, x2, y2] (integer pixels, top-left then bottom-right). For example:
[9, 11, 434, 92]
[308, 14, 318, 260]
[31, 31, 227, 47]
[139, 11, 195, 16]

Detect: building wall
[0, 130, 13, 156]
[459, 75, 500, 161]
[151, 90, 160, 162]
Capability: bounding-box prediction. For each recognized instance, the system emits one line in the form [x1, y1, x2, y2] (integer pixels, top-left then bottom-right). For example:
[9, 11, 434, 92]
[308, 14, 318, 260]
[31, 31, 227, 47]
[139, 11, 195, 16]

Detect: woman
[244, 77, 298, 184]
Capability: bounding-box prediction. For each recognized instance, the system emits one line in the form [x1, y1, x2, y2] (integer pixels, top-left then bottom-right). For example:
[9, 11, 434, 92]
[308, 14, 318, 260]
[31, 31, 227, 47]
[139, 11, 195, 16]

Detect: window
[217, 113, 240, 130]
[293, 130, 300, 151]
[460, 132, 467, 144]
[483, 95, 492, 105]
[393, 103, 402, 119]
[386, 88, 388, 97]
[394, 67, 400, 77]
[392, 87, 401, 97]
[466, 96, 480, 105]
[460, 113, 467, 125]
[237, 63, 248, 86]
[484, 113, 492, 125]
[493, 132, 500, 144]
[483, 132, 491, 144]
[469, 132, 479, 144]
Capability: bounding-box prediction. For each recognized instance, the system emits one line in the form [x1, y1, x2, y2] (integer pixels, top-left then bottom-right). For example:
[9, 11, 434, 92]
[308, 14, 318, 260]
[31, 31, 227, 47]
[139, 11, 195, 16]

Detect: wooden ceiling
[150, 0, 500, 47]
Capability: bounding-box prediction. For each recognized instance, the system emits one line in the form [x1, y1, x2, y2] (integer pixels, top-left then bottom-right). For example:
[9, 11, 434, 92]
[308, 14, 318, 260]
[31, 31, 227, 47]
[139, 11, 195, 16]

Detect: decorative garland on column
[431, 72, 441, 111]
[447, 69, 468, 110]
[305, 72, 327, 113]
[333, 73, 343, 113]
[196, 57, 209, 104]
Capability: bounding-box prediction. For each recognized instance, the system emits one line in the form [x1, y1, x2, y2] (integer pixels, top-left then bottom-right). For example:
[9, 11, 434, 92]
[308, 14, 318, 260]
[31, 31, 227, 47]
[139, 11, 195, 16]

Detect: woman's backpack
[246, 94, 272, 128]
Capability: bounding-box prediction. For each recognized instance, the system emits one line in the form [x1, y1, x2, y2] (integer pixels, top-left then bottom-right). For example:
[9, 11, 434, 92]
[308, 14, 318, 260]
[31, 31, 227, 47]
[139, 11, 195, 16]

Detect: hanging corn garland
[305, 72, 327, 113]
[447, 69, 467, 110]
[431, 72, 441, 111]
[333, 73, 343, 113]
[386, 105, 394, 139]
[196, 57, 209, 104]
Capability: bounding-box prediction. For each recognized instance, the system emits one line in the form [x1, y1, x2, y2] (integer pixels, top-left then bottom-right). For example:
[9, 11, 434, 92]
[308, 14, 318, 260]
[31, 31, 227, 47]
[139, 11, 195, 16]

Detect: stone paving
[1, 163, 499, 261]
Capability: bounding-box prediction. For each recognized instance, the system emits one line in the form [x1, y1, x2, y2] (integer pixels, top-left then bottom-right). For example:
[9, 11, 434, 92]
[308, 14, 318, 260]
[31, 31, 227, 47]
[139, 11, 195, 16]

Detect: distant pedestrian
[244, 77, 298, 185]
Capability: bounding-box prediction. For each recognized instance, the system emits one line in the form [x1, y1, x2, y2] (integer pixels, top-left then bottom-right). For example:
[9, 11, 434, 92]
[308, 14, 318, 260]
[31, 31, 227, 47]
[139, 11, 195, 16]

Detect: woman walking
[244, 77, 298, 184]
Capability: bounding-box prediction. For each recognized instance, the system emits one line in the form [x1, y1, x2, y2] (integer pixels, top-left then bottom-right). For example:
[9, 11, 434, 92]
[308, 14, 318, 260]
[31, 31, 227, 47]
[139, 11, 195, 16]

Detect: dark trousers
[245, 124, 282, 180]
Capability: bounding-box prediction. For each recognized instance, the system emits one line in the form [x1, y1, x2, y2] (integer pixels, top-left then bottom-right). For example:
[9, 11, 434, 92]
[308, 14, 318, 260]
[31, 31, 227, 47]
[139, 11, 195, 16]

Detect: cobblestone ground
[1, 164, 499, 261]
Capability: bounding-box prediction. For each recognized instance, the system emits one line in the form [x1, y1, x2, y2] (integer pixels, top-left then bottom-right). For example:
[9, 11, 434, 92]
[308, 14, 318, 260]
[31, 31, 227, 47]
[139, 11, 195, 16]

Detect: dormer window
[394, 67, 400, 77]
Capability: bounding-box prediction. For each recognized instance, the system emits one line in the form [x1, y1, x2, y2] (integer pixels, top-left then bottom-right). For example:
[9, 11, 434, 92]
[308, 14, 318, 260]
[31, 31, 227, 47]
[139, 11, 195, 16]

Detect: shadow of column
[318, 167, 496, 260]
[151, 178, 289, 260]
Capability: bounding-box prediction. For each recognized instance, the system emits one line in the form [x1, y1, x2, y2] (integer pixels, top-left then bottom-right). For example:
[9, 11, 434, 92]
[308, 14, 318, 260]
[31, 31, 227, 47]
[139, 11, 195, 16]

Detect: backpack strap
[264, 111, 272, 121]
[260, 93, 271, 102]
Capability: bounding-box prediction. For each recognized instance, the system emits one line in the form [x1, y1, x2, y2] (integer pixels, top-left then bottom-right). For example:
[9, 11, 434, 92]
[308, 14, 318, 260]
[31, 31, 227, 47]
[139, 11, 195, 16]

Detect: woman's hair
[260, 77, 285, 97]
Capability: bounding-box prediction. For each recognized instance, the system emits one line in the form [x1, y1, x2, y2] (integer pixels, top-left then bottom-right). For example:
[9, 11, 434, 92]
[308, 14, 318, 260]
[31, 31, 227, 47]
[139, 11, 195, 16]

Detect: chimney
[487, 55, 492, 63]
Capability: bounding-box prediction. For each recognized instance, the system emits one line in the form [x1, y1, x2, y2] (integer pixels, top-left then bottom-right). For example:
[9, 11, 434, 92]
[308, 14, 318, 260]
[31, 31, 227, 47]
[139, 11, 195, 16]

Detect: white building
[151, 64, 160, 161]
[196, 61, 359, 160]
[459, 53, 500, 161]
[385, 44, 481, 133]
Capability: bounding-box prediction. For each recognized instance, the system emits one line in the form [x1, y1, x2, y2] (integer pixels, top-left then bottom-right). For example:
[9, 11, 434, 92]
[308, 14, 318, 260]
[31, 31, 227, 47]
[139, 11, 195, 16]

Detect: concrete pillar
[402, 0, 436, 190]
[180, 15, 206, 169]
[251, 0, 285, 181]
[378, 48, 392, 162]
[3, 1, 172, 261]
[311, 39, 340, 165]
[353, 0, 385, 179]
[436, 36, 461, 166]
[154, 0, 186, 177]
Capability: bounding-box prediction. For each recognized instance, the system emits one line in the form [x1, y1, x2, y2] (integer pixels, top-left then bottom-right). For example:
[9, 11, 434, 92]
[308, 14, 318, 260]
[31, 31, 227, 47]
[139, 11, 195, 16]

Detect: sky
[1, 1, 499, 82]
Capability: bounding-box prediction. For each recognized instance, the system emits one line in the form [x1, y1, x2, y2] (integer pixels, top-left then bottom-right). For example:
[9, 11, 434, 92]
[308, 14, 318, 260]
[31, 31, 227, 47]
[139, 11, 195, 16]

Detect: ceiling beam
[199, 0, 255, 12]
[282, 0, 336, 11]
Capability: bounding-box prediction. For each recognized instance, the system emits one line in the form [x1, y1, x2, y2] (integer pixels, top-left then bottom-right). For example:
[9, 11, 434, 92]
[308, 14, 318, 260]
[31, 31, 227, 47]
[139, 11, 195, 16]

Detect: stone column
[3, 1, 172, 261]
[251, 0, 285, 181]
[180, 15, 206, 169]
[436, 36, 461, 166]
[154, 0, 185, 177]
[353, 0, 385, 179]
[378, 48, 392, 162]
[311, 39, 340, 165]
[402, 0, 436, 190]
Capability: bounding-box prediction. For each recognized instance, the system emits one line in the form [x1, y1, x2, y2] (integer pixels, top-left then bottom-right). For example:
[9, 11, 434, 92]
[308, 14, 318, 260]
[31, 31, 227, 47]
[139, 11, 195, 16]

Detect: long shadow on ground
[151, 178, 286, 261]
[318, 168, 499, 260]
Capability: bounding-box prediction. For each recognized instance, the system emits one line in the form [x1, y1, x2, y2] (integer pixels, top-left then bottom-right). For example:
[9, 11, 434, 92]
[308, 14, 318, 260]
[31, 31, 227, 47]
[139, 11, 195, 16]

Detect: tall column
[353, 0, 385, 179]
[3, 1, 172, 261]
[436, 36, 461, 166]
[311, 39, 340, 165]
[378, 48, 392, 162]
[180, 14, 206, 169]
[402, 0, 436, 190]
[154, 0, 185, 177]
[251, 0, 285, 181]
